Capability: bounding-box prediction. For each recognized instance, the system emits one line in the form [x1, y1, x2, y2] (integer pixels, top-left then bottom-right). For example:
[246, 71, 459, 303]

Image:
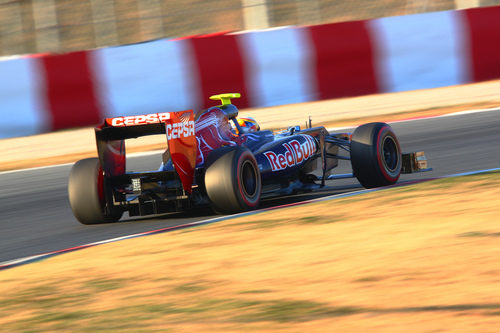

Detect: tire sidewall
[375, 126, 401, 183]
[68, 158, 122, 224]
[351, 122, 402, 188]
[234, 149, 261, 208]
[205, 147, 261, 213]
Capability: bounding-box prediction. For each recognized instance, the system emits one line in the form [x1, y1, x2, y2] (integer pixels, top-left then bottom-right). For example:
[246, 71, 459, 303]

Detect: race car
[68, 93, 429, 224]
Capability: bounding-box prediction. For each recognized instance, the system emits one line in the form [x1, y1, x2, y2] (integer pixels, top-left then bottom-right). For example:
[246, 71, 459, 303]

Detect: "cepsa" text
[166, 121, 195, 140]
[109, 113, 171, 127]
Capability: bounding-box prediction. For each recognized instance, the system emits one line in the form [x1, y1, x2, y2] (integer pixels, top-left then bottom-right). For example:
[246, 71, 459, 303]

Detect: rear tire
[205, 147, 261, 214]
[68, 158, 122, 224]
[351, 122, 401, 188]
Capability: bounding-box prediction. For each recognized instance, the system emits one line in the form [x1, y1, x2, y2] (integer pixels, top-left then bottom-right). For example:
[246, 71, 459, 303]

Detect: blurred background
[1, 0, 499, 57]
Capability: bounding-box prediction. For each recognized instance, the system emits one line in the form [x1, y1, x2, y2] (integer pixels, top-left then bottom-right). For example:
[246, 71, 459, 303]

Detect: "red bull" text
[263, 135, 316, 171]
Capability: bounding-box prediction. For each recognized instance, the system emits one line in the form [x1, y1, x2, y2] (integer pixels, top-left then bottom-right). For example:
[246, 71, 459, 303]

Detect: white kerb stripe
[238, 27, 316, 107]
[369, 10, 469, 93]
[94, 39, 199, 118]
[0, 58, 49, 139]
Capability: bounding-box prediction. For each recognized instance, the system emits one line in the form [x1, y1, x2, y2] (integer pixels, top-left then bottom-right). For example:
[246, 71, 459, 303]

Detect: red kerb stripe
[463, 6, 500, 82]
[41, 51, 102, 130]
[308, 20, 379, 99]
[189, 34, 249, 109]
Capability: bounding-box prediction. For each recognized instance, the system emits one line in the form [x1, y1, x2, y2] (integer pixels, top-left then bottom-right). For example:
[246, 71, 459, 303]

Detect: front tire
[351, 122, 402, 188]
[204, 147, 261, 214]
[68, 158, 122, 224]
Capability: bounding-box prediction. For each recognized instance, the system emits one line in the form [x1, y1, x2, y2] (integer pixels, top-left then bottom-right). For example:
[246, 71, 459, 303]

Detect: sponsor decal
[165, 110, 197, 194]
[108, 112, 171, 127]
[264, 135, 316, 171]
[166, 121, 195, 140]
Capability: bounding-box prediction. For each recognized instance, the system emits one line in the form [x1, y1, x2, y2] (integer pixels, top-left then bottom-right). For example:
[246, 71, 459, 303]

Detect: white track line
[0, 150, 164, 176]
[326, 106, 500, 132]
[440, 106, 500, 117]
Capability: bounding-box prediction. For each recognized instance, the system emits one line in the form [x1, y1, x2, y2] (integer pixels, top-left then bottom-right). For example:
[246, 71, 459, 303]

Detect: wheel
[350, 122, 401, 188]
[204, 147, 261, 214]
[68, 158, 123, 224]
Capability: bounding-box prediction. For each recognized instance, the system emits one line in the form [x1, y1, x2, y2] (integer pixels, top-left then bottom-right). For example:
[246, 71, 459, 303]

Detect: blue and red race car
[68, 93, 429, 224]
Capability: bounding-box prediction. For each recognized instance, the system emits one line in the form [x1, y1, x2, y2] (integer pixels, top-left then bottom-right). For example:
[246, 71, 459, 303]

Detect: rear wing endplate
[94, 110, 197, 194]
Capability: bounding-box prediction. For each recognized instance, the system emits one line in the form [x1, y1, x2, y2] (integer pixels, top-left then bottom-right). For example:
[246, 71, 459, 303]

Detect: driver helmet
[234, 117, 260, 134]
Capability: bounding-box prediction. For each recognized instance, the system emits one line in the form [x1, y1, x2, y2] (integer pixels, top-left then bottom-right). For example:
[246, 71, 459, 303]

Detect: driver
[232, 116, 260, 134]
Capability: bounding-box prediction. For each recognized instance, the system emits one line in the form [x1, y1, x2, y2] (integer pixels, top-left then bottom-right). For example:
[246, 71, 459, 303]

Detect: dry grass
[0, 172, 499, 332]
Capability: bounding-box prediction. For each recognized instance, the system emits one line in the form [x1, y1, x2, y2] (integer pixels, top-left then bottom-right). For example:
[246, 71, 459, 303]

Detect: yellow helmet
[235, 117, 260, 134]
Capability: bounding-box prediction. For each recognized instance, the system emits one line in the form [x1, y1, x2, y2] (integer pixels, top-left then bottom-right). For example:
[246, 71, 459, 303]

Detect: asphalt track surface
[1, 109, 499, 263]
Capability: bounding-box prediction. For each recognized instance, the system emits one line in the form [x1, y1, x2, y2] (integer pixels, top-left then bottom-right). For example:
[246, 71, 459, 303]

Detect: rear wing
[95, 112, 172, 141]
[94, 110, 197, 193]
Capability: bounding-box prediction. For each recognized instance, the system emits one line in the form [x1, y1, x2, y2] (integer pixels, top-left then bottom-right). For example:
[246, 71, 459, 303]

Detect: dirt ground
[0, 172, 499, 332]
[1, 79, 500, 171]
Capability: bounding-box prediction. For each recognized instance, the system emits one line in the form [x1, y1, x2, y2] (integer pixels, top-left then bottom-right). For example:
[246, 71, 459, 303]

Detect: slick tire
[68, 158, 122, 224]
[205, 147, 261, 214]
[351, 122, 402, 188]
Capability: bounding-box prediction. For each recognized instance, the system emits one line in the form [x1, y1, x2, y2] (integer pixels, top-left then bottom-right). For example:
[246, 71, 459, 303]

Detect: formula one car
[68, 93, 429, 224]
